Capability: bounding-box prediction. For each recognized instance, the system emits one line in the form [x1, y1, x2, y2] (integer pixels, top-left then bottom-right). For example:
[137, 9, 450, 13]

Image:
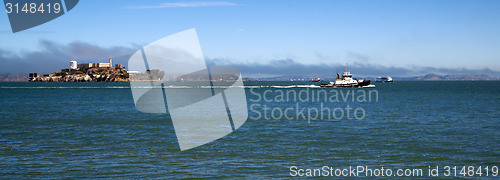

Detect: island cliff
[29, 66, 129, 82]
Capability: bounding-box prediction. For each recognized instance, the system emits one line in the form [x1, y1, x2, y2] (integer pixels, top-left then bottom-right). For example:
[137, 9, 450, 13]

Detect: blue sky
[1, 0, 499, 76]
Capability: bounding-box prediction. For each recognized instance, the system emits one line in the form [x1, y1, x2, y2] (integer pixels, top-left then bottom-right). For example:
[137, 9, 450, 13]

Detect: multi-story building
[76, 58, 113, 69]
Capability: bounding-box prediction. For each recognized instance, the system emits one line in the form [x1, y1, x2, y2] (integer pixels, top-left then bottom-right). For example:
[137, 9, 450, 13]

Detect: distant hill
[246, 73, 499, 81]
[1, 72, 498, 82]
[394, 73, 499, 81]
[0, 74, 27, 82]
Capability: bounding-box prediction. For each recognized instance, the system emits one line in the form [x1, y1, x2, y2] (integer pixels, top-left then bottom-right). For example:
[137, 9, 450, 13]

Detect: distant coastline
[248, 73, 499, 81]
[1, 58, 498, 83]
[0, 73, 497, 82]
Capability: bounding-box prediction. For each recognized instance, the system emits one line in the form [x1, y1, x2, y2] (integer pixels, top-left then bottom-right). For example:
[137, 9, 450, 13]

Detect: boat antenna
[346, 63, 348, 72]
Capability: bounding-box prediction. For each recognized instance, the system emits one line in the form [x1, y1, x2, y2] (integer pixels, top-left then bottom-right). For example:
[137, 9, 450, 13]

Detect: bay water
[0, 81, 498, 178]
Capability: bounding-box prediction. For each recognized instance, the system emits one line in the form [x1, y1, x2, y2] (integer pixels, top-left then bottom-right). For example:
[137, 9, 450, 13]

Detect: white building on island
[70, 61, 78, 69]
[76, 57, 114, 69]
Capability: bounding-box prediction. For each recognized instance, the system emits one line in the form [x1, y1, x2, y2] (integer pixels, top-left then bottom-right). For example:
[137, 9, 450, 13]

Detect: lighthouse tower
[70, 61, 77, 69]
[109, 57, 112, 68]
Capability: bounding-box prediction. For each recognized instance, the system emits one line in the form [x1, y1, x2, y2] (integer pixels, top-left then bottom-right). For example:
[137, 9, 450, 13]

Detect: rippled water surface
[0, 81, 499, 178]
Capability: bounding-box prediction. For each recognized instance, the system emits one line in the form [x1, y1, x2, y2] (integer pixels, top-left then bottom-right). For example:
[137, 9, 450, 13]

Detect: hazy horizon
[1, 0, 499, 77]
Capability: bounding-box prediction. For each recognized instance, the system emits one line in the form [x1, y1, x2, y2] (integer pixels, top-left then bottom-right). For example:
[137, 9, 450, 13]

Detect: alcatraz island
[28, 58, 130, 82]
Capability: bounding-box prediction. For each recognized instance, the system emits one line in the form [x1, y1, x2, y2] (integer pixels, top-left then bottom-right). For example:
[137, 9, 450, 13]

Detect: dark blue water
[0, 81, 499, 178]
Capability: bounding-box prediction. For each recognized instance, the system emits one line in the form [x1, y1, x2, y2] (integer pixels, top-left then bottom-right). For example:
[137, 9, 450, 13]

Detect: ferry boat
[309, 78, 321, 82]
[375, 76, 393, 82]
[320, 64, 371, 87]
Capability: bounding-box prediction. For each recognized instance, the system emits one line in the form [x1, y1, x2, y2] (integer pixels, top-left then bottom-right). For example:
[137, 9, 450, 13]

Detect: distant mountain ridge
[0, 73, 498, 82]
[246, 73, 499, 81]
[394, 73, 499, 81]
[0, 74, 27, 82]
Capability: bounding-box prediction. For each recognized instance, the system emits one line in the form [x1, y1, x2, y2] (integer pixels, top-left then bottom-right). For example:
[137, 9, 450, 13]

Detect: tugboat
[320, 64, 371, 87]
[375, 76, 393, 82]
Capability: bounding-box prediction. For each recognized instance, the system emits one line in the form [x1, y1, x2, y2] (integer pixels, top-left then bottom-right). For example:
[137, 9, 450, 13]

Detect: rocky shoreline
[29, 66, 129, 82]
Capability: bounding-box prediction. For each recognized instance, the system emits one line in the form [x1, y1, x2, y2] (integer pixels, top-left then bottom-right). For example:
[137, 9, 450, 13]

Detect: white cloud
[125, 2, 240, 9]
